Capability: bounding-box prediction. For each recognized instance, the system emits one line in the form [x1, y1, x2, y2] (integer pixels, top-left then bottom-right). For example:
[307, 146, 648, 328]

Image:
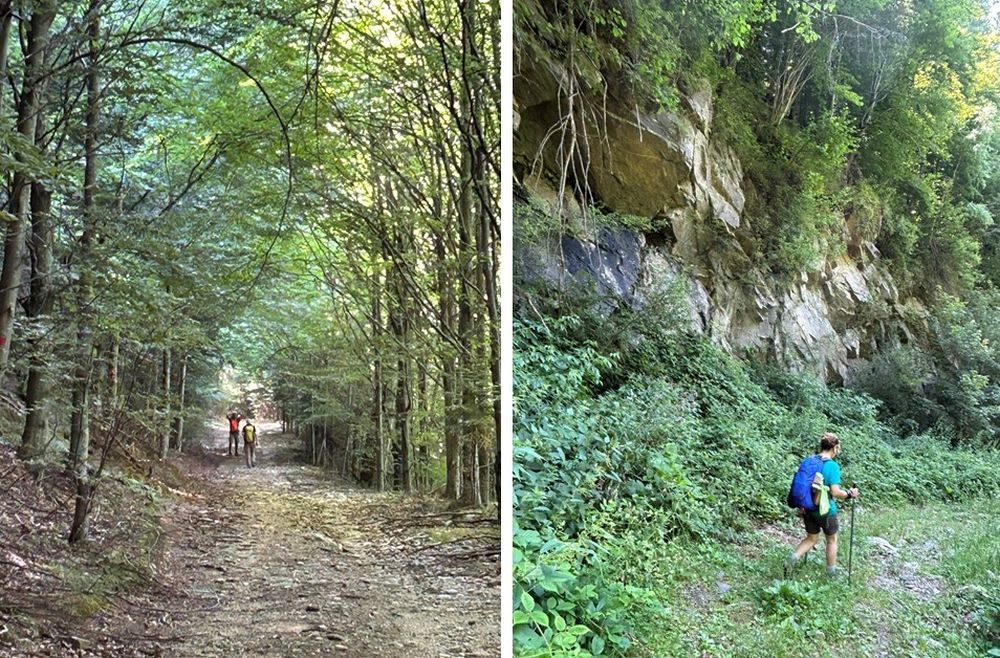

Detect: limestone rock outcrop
[514, 54, 920, 383]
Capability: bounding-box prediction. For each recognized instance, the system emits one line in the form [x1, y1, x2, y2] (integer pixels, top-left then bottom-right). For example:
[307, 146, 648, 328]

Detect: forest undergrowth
[0, 433, 175, 654]
[513, 302, 1000, 658]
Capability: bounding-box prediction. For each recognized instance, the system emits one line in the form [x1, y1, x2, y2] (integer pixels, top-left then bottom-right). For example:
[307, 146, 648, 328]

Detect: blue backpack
[786, 455, 825, 512]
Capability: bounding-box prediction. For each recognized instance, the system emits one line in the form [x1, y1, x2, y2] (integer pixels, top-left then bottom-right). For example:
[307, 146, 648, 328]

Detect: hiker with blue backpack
[784, 433, 860, 578]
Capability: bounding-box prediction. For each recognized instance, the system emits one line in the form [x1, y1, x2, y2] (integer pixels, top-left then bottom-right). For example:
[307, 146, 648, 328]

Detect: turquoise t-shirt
[820, 458, 842, 515]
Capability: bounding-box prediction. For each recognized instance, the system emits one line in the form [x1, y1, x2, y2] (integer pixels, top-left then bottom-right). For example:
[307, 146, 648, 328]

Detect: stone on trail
[869, 536, 897, 556]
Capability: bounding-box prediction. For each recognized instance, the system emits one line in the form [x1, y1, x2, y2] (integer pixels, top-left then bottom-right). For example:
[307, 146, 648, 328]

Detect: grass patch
[859, 502, 999, 585]
[941, 522, 999, 587]
[625, 502, 999, 657]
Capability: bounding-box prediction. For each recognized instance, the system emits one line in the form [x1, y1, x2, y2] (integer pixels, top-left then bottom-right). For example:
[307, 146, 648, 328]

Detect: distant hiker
[227, 412, 242, 456]
[242, 420, 257, 468]
[785, 432, 860, 578]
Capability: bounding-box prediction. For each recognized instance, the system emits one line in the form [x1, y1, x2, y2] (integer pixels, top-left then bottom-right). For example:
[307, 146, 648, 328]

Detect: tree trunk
[108, 334, 119, 406]
[0, 0, 56, 374]
[68, 470, 92, 544]
[387, 220, 412, 493]
[435, 218, 460, 499]
[0, 0, 12, 109]
[68, 3, 101, 539]
[159, 347, 171, 459]
[478, 442, 491, 504]
[395, 353, 411, 492]
[70, 0, 100, 471]
[475, 153, 500, 509]
[372, 275, 386, 491]
[172, 355, 187, 451]
[311, 422, 317, 465]
[456, 210, 475, 507]
[452, 0, 483, 505]
[416, 365, 428, 490]
[461, 439, 480, 506]
[19, 182, 54, 460]
[423, 132, 461, 501]
[69, 371, 91, 467]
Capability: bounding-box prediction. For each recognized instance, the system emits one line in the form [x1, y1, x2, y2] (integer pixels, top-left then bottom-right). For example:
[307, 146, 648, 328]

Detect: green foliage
[518, 0, 835, 112]
[522, 0, 1000, 292]
[735, 110, 858, 274]
[856, 290, 1000, 446]
[514, 305, 1000, 655]
[513, 527, 632, 657]
[757, 580, 852, 636]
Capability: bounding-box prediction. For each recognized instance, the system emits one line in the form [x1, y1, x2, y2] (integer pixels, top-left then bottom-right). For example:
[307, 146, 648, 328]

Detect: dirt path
[121, 422, 499, 657]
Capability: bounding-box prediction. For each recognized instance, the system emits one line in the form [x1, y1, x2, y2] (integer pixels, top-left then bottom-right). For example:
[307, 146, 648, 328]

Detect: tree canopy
[0, 0, 499, 542]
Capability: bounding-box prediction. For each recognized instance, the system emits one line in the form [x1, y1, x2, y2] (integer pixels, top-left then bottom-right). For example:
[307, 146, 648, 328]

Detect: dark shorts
[803, 511, 839, 536]
[229, 431, 239, 441]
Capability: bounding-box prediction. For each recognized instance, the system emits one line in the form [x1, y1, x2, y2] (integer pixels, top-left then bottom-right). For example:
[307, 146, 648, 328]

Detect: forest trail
[113, 422, 498, 657]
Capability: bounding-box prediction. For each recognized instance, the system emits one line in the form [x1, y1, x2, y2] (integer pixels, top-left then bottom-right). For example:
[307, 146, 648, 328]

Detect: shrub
[514, 308, 1000, 656]
[513, 525, 633, 658]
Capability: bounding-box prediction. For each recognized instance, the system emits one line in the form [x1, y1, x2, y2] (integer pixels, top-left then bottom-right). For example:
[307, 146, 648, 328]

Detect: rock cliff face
[515, 50, 923, 383]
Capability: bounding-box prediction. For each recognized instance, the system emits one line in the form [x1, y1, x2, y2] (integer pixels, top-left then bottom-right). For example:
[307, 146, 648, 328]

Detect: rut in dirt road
[136, 422, 499, 658]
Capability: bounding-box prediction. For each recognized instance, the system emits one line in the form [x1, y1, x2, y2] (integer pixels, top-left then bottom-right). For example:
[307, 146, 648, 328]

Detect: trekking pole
[847, 482, 856, 585]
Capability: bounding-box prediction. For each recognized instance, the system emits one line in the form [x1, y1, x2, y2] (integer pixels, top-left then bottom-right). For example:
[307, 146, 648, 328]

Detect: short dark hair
[819, 432, 840, 451]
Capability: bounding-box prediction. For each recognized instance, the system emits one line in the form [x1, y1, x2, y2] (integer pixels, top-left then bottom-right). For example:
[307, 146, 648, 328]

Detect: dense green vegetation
[513, 301, 1000, 656]
[515, 0, 1000, 468]
[514, 5, 1000, 651]
[517, 0, 1000, 292]
[0, 0, 499, 546]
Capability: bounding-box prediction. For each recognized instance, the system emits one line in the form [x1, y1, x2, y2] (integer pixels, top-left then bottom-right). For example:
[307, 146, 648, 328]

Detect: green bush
[757, 580, 853, 636]
[855, 291, 1000, 447]
[513, 525, 633, 658]
[514, 307, 1000, 656]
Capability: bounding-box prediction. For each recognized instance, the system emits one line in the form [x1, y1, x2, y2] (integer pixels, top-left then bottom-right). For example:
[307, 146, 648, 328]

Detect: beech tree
[0, 0, 499, 542]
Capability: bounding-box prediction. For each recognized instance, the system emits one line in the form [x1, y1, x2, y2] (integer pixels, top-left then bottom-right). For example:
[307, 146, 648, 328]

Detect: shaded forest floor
[1, 422, 499, 657]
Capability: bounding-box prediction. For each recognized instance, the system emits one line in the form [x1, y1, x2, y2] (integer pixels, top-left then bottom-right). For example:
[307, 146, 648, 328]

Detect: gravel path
[116, 422, 499, 657]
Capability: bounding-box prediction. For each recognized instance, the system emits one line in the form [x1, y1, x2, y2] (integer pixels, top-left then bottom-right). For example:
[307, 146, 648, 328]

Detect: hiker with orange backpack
[784, 432, 860, 578]
[227, 412, 242, 456]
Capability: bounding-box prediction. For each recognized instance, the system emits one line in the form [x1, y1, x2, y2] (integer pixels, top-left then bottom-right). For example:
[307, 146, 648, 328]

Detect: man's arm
[830, 484, 859, 500]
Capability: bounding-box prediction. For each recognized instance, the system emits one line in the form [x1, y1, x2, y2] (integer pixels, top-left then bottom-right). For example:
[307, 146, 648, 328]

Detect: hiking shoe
[783, 554, 799, 578]
[826, 567, 845, 579]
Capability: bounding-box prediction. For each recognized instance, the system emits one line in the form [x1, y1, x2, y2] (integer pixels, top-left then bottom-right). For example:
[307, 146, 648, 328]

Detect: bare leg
[793, 533, 820, 558]
[785, 532, 819, 576]
[826, 532, 838, 568]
